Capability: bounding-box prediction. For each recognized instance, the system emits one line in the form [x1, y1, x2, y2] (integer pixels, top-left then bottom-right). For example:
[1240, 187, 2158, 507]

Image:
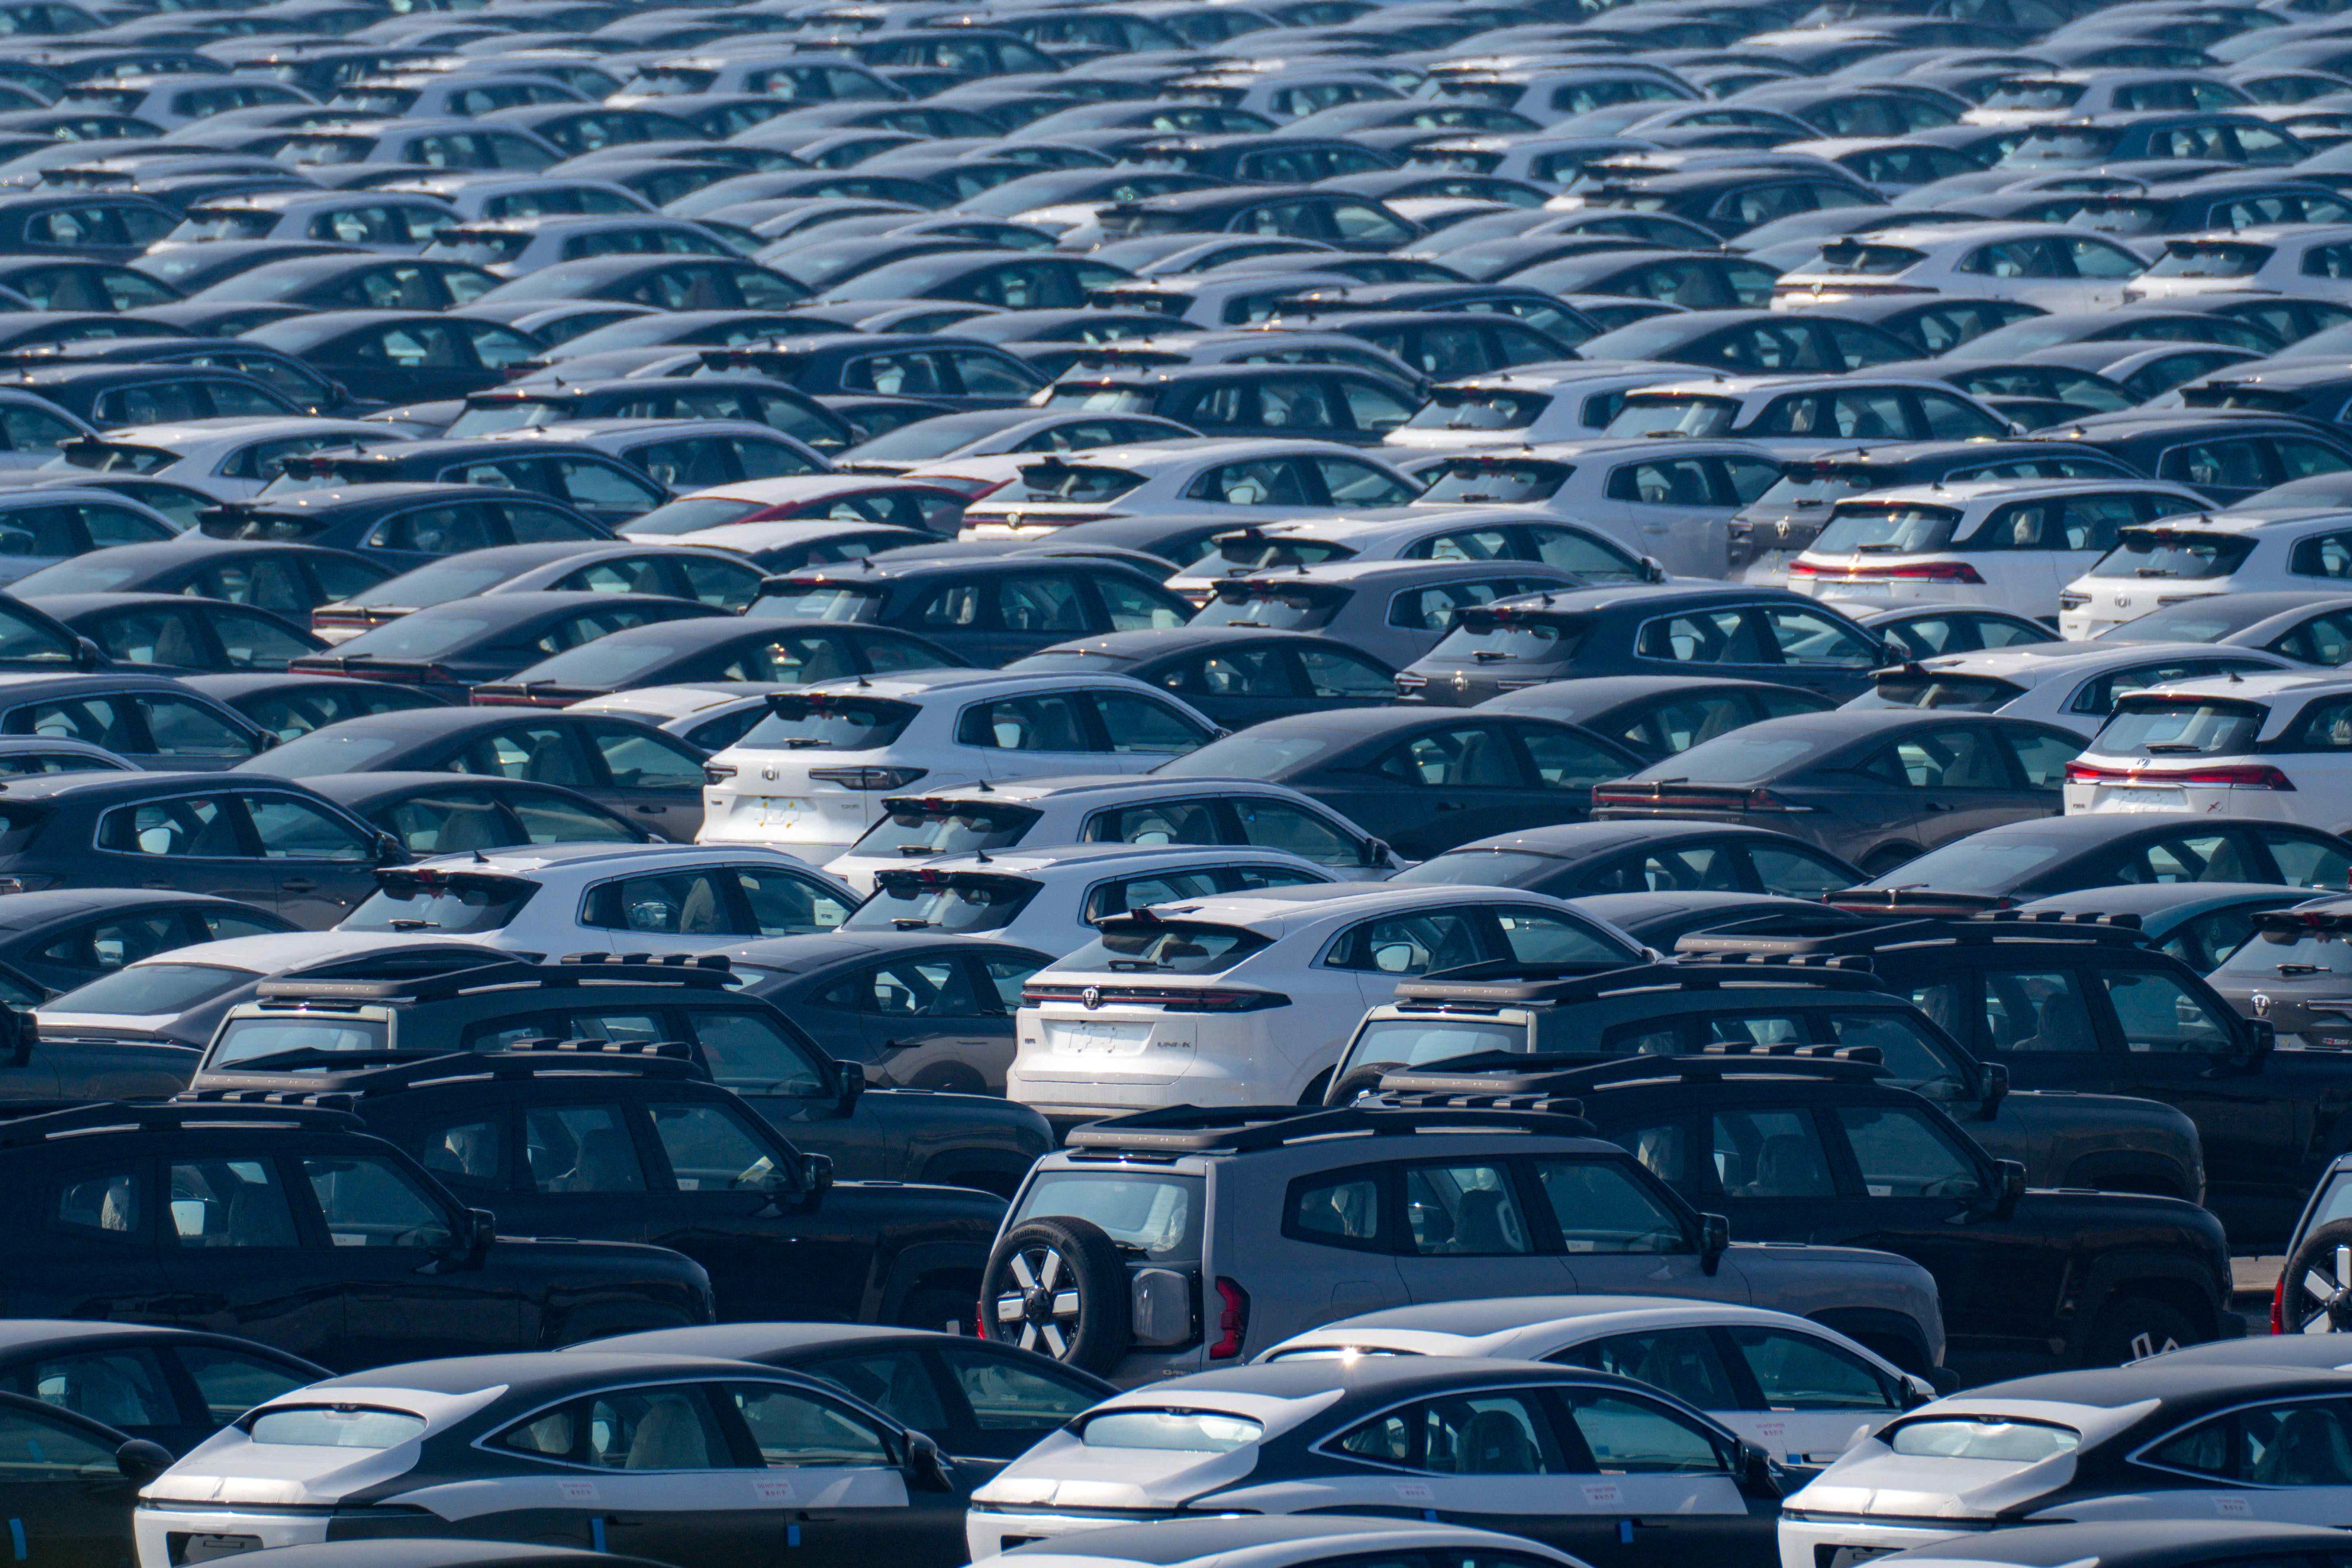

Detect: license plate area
[173, 1535, 263, 1565]
[1045, 1020, 1152, 1056]
[753, 796, 811, 829]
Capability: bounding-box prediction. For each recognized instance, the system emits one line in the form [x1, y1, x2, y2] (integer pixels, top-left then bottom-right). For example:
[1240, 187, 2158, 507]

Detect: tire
[2079, 1292, 2203, 1366]
[980, 1216, 1130, 1374]
[896, 1286, 977, 1333]
[2280, 1218, 2352, 1334]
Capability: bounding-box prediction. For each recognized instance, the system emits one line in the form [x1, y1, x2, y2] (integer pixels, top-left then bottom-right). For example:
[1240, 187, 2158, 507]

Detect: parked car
[1392, 821, 1862, 899]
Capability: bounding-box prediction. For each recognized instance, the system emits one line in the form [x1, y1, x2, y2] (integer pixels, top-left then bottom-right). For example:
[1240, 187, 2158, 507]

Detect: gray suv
[980, 1096, 1947, 1387]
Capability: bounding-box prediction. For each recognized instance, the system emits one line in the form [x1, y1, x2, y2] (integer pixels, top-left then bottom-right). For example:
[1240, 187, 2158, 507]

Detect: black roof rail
[1677, 908, 2147, 958]
[1064, 1099, 1598, 1155]
[252, 952, 733, 1005]
[0, 1098, 364, 1147]
[183, 1040, 706, 1098]
[1387, 1041, 1890, 1099]
[1392, 953, 1886, 1006]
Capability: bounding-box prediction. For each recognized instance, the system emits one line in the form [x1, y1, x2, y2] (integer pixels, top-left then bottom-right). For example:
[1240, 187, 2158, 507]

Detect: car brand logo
[762, 766, 776, 781]
[2253, 992, 2272, 1018]
[2115, 596, 2131, 607]
[1082, 986, 1101, 1009]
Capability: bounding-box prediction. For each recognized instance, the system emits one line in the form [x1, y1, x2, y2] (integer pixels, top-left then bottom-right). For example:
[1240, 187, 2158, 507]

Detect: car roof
[0, 888, 267, 930]
[1005, 1519, 1578, 1568]
[1438, 821, 1811, 859]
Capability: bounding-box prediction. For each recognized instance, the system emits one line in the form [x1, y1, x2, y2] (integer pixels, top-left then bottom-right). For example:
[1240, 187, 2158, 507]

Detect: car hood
[1788, 1397, 2155, 1521]
[145, 1384, 505, 1507]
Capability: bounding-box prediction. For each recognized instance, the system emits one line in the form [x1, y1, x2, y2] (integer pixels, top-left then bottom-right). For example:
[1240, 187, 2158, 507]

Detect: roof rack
[0, 1098, 364, 1148]
[1063, 1098, 1597, 1155]
[186, 1039, 706, 1097]
[1676, 908, 2147, 959]
[251, 952, 733, 1005]
[1393, 953, 1886, 1007]
[1376, 1041, 1890, 1099]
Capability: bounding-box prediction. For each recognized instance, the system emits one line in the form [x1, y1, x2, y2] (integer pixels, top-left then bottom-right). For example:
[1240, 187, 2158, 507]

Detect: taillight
[1210, 1277, 1249, 1360]
[705, 764, 737, 785]
[2066, 762, 2295, 790]
[1798, 559, 1985, 584]
[2274, 1268, 2287, 1336]
[1163, 989, 1289, 1013]
[808, 767, 928, 790]
[1741, 789, 1813, 813]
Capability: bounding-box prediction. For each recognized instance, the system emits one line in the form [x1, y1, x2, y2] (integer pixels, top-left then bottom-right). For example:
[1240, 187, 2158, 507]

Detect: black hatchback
[1008, 627, 1399, 728]
[200, 483, 614, 576]
[0, 1321, 324, 1455]
[2040, 410, 2352, 504]
[1392, 821, 1861, 900]
[286, 590, 723, 698]
[750, 557, 1198, 665]
[264, 439, 671, 530]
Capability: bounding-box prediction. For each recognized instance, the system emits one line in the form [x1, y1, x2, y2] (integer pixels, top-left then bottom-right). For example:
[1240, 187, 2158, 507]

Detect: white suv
[825, 776, 1401, 895]
[2059, 505, 2352, 637]
[1010, 883, 1644, 1122]
[697, 670, 1223, 858]
[1847, 639, 2300, 735]
[2064, 670, 2352, 836]
[840, 843, 1338, 957]
[1790, 478, 2207, 616]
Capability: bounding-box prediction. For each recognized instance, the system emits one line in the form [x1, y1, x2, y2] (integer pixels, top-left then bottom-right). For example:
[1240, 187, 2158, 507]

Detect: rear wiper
[891, 917, 933, 930]
[1107, 959, 1164, 971]
[2142, 743, 2204, 753]
[385, 918, 438, 930]
[2135, 567, 2176, 578]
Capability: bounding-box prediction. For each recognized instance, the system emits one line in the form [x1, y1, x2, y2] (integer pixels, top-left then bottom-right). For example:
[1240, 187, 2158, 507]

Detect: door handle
[1922, 802, 1952, 812]
[1435, 801, 1466, 811]
[634, 805, 663, 814]
[281, 879, 316, 892]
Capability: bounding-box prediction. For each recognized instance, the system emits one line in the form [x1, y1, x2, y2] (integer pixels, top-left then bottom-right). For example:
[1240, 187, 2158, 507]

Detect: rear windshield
[353, 559, 526, 609]
[2146, 242, 2271, 279]
[623, 497, 766, 534]
[2094, 698, 2267, 756]
[2096, 598, 2279, 643]
[1607, 396, 1739, 438]
[1391, 849, 1558, 887]
[1014, 462, 1146, 502]
[212, 1017, 391, 1066]
[1404, 387, 1551, 432]
[857, 802, 1041, 857]
[446, 401, 573, 437]
[1081, 1410, 1262, 1451]
[1064, 920, 1270, 973]
[1014, 1169, 1204, 1262]
[2005, 125, 2121, 163]
[44, 962, 251, 1018]
[2221, 914, 2352, 979]
[844, 872, 1040, 933]
[1435, 613, 1580, 663]
[61, 441, 174, 473]
[735, 696, 917, 751]
[1868, 673, 2029, 710]
[1810, 241, 1927, 276]
[248, 1408, 426, 1448]
[341, 615, 488, 661]
[1652, 733, 1829, 782]
[1751, 462, 1878, 512]
[342, 875, 539, 934]
[1154, 732, 1335, 779]
[1886, 1419, 2079, 1462]
[507, 638, 689, 688]
[1193, 585, 1341, 632]
[1345, 1015, 1531, 1077]
[1815, 504, 1964, 555]
[237, 730, 401, 778]
[1981, 80, 2084, 109]
[2098, 530, 2253, 581]
[1422, 461, 1572, 504]
[750, 583, 887, 621]
[1877, 836, 2063, 892]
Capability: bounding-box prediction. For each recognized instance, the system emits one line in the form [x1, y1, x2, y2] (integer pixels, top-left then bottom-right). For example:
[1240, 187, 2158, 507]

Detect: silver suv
[978, 1095, 1947, 1388]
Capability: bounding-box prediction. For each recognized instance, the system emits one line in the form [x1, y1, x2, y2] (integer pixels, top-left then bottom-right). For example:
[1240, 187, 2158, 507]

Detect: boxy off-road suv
[1370, 1051, 2238, 1383]
[186, 952, 1052, 1196]
[0, 1099, 715, 1372]
[181, 1037, 1005, 1331]
[1327, 956, 2207, 1203]
[1675, 909, 2328, 1250]
[979, 1096, 1947, 1387]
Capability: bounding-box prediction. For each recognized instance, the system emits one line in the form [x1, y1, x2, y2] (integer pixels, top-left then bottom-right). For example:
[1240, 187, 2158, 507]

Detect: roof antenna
[974, 778, 993, 791]
[471, 849, 488, 863]
[974, 847, 991, 863]
[855, 673, 870, 688]
[2228, 669, 2243, 682]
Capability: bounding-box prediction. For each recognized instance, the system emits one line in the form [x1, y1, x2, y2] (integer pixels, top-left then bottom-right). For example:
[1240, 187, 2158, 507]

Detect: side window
[1339, 1392, 1567, 1474]
[1519, 725, 1623, 790]
[1761, 605, 1879, 667]
[1710, 1109, 1837, 1197]
[2102, 970, 2237, 1055]
[1981, 968, 2100, 1054]
[1299, 646, 1395, 698]
[98, 796, 244, 858]
[1091, 692, 1210, 755]
[2006, 730, 2081, 789]
[301, 1154, 451, 1249]
[2292, 532, 2352, 580]
[244, 796, 372, 862]
[1097, 574, 1185, 632]
[647, 1102, 779, 1192]
[797, 1349, 948, 1435]
[1833, 1104, 1984, 1199]
[862, 959, 982, 1017]
[995, 574, 1088, 635]
[1233, 798, 1360, 867]
[2263, 829, 2352, 888]
[2162, 439, 2268, 491]
[729, 1383, 894, 1468]
[583, 871, 741, 937]
[1373, 725, 1526, 787]
[53, 1169, 139, 1239]
[524, 1104, 646, 1194]
[141, 698, 254, 759]
[1530, 1158, 1690, 1253]
[1637, 609, 1768, 665]
[0, 1403, 123, 1480]
[1287, 1170, 1382, 1250]
[590, 727, 705, 790]
[179, 1348, 309, 1426]
[1493, 908, 1624, 965]
[1086, 799, 1222, 847]
[941, 1345, 1100, 1431]
[738, 868, 848, 936]
[1330, 910, 1486, 975]
[497, 1386, 731, 1470]
[417, 1118, 503, 1186]
[956, 694, 1091, 752]
[1726, 1328, 1899, 1411]
[2146, 1401, 2352, 1485]
[693, 1011, 828, 1097]
[1403, 1162, 1530, 1255]
[167, 1157, 299, 1248]
[1562, 1390, 1730, 1473]
[1566, 1330, 1740, 1412]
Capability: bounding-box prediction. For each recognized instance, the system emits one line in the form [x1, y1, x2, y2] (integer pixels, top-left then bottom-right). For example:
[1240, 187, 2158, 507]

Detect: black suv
[186, 1038, 1002, 1330]
[187, 953, 1052, 1196]
[1328, 957, 2206, 1204]
[1372, 1051, 2235, 1382]
[1678, 910, 2330, 1250]
[0, 1099, 714, 1370]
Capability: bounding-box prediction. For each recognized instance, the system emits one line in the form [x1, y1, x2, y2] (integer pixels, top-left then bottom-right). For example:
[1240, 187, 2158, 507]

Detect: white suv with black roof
[697, 671, 1223, 858]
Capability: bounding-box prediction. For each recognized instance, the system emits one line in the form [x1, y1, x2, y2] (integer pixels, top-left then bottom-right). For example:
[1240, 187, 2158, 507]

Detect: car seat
[1749, 1133, 1829, 1196]
[1461, 1408, 1538, 1473]
[2256, 1408, 2352, 1486]
[1453, 1186, 1517, 1252]
[624, 1398, 711, 1469]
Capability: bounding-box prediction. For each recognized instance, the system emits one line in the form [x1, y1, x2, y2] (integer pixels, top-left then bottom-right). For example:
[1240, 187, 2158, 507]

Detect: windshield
[43, 962, 251, 1018]
[623, 497, 766, 534]
[212, 1016, 391, 1066]
[1153, 731, 1333, 778]
[856, 803, 1040, 858]
[2094, 699, 2266, 756]
[2098, 598, 2276, 642]
[1887, 1419, 2079, 1462]
[1391, 849, 1559, 887]
[1876, 836, 2063, 891]
[1816, 504, 1963, 554]
[1606, 396, 1739, 438]
[1015, 1169, 1204, 1261]
[248, 1408, 426, 1449]
[352, 560, 522, 609]
[1081, 1411, 1262, 1451]
[237, 730, 401, 778]
[735, 696, 917, 750]
[843, 873, 1039, 933]
[342, 875, 538, 934]
[1064, 920, 1270, 973]
[2096, 530, 2253, 581]
[749, 584, 886, 621]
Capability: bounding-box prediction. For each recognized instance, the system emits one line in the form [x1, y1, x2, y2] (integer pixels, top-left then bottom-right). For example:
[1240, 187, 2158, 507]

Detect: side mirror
[1993, 1158, 2026, 1221]
[1979, 1061, 2009, 1122]
[800, 1150, 834, 1203]
[436, 1207, 494, 1270]
[0, 1002, 31, 1068]
[114, 1439, 173, 1487]
[1929, 1365, 1961, 1395]
[1736, 1440, 1781, 1500]
[1698, 1210, 1730, 1276]
[833, 1059, 864, 1116]
[1899, 1375, 1937, 1410]
[904, 1431, 956, 1493]
[71, 636, 104, 671]
[1640, 555, 1666, 584]
[2246, 1017, 2277, 1064]
[373, 831, 406, 866]
[1360, 836, 1392, 869]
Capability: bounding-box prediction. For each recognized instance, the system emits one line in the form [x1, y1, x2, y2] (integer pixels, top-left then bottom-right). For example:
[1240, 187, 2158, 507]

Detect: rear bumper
[967, 1508, 1176, 1559]
[137, 1508, 333, 1568]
